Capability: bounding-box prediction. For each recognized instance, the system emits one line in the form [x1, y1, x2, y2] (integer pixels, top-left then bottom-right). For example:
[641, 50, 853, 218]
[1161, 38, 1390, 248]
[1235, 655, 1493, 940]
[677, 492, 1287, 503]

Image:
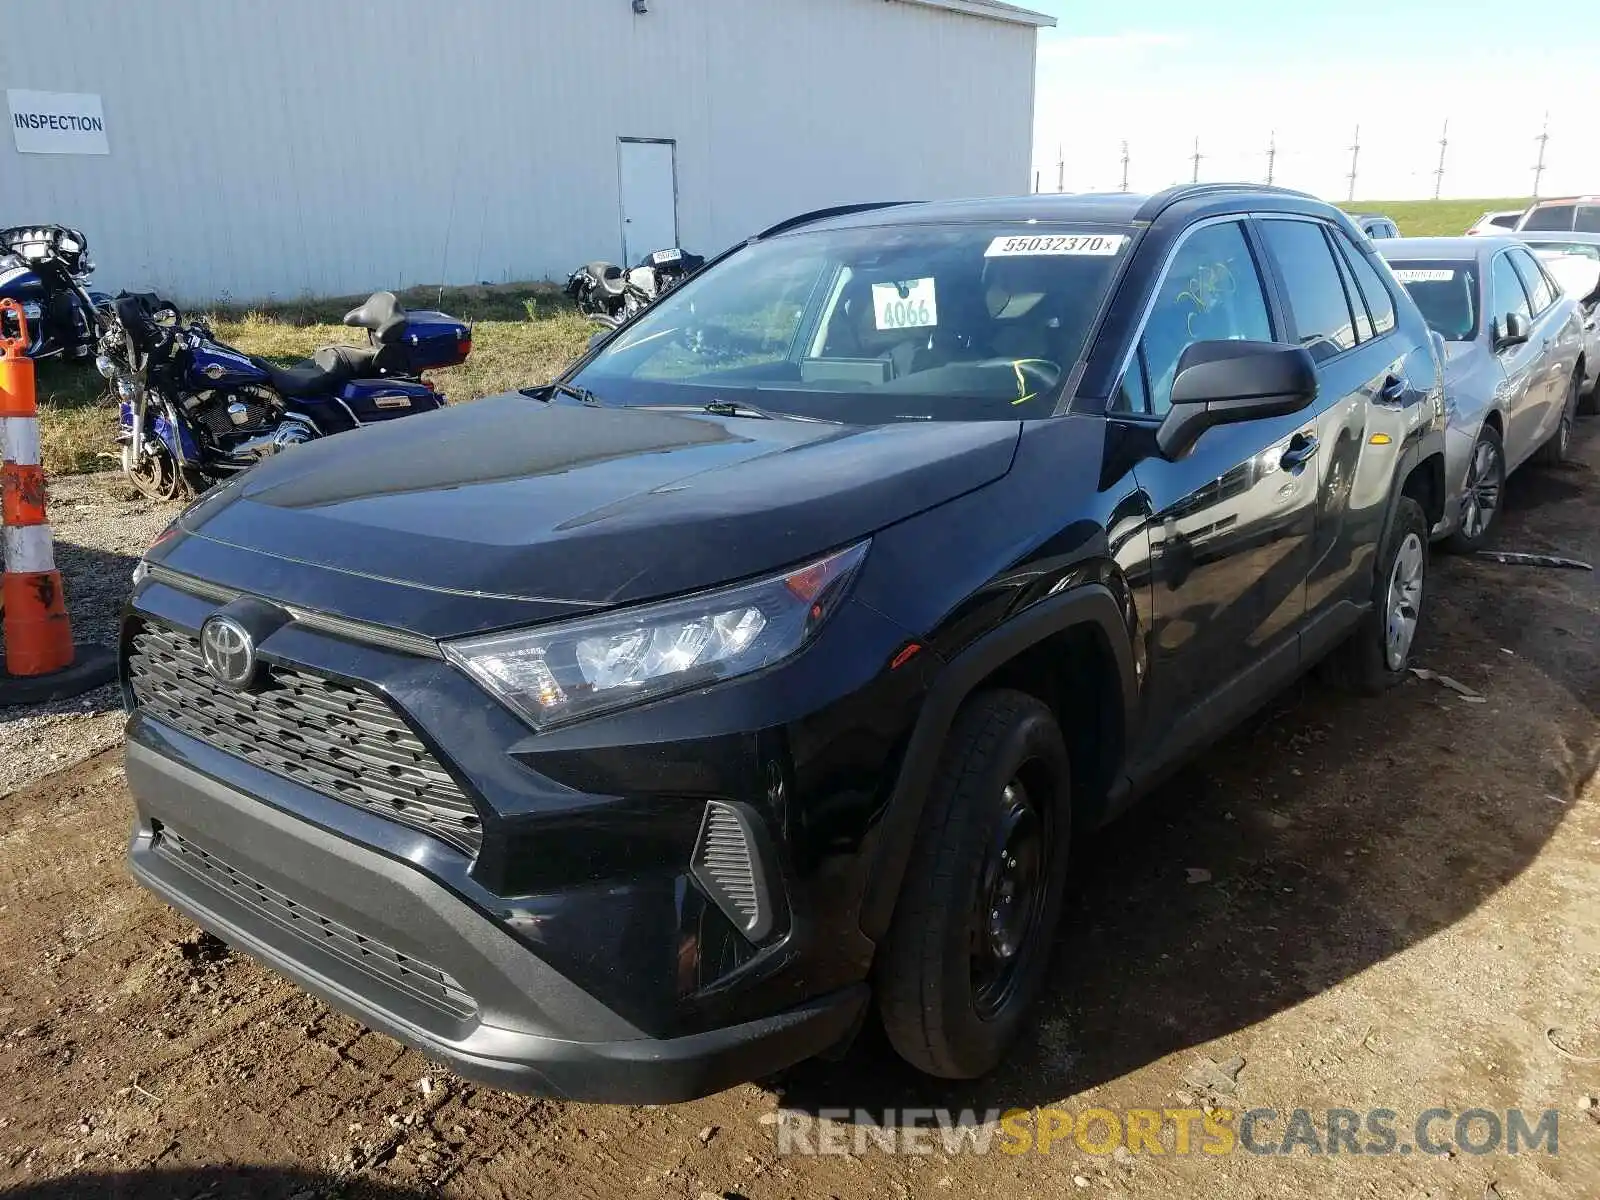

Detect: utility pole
[1190, 136, 1202, 183]
[1034, 169, 1041, 194]
[1265, 130, 1277, 186]
[1119, 140, 1130, 193]
[1532, 112, 1550, 200]
[1433, 119, 1449, 201]
[1346, 125, 1361, 203]
[1056, 145, 1065, 193]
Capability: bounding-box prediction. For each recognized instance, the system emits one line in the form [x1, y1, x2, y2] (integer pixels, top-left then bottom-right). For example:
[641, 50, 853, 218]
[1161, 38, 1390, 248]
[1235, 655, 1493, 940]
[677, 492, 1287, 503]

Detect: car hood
[166, 393, 1020, 633]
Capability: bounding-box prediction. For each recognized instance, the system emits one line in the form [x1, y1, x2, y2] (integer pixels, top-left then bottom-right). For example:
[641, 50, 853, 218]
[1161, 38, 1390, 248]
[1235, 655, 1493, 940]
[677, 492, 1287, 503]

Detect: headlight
[445, 541, 870, 729]
[94, 353, 117, 379]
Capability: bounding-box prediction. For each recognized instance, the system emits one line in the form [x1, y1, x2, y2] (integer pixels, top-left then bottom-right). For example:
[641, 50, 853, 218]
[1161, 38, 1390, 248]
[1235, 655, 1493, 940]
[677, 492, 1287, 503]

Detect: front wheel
[877, 689, 1072, 1079]
[120, 439, 187, 502]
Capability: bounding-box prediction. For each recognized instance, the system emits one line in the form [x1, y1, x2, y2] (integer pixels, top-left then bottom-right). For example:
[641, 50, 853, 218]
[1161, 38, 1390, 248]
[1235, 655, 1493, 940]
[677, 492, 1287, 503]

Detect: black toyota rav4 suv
[123, 184, 1447, 1102]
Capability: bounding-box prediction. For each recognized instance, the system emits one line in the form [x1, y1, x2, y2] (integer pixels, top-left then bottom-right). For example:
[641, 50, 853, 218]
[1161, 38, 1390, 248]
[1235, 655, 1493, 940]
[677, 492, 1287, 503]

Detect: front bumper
[125, 732, 867, 1103]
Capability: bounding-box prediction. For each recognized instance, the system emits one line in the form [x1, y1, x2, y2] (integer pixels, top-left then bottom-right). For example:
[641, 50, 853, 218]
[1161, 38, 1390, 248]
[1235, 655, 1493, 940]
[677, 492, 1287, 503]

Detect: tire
[1324, 495, 1429, 695]
[1442, 425, 1505, 553]
[1534, 371, 1579, 466]
[877, 689, 1072, 1079]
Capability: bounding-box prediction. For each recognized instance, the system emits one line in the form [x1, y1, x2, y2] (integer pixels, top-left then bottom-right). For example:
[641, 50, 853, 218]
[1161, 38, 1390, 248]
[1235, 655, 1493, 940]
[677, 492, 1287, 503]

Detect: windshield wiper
[524, 382, 604, 406]
[625, 400, 834, 424]
[702, 399, 777, 420]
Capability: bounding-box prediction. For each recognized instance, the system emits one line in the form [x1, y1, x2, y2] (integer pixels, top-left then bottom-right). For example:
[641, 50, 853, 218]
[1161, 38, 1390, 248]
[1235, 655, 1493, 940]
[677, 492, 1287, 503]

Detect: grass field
[35, 196, 1534, 475]
[1339, 197, 1530, 237]
[35, 283, 594, 475]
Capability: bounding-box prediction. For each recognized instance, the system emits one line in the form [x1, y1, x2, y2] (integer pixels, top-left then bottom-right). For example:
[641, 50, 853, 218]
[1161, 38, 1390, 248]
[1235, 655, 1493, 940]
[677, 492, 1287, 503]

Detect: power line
[1532, 113, 1550, 200]
[1432, 119, 1448, 201]
[1346, 124, 1361, 203]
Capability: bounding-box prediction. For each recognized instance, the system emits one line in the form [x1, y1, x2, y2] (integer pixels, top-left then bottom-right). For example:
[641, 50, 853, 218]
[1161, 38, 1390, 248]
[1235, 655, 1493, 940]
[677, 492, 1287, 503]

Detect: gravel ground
[0, 472, 181, 796]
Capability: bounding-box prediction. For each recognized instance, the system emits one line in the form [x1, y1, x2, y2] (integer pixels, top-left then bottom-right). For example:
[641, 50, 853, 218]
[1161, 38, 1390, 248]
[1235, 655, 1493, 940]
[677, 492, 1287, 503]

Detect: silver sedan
[1376, 236, 1587, 549]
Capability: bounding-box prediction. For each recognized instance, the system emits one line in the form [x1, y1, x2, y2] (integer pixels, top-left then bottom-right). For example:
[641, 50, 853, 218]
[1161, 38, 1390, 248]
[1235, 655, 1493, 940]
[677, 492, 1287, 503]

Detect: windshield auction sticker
[985, 234, 1128, 257]
[874, 278, 939, 330]
[1391, 269, 1455, 283]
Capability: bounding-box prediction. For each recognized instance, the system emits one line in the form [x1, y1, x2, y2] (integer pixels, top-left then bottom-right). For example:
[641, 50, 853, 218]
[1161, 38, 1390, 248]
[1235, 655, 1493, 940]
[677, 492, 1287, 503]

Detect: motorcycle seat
[585, 262, 629, 299]
[252, 344, 378, 398]
[343, 291, 408, 343]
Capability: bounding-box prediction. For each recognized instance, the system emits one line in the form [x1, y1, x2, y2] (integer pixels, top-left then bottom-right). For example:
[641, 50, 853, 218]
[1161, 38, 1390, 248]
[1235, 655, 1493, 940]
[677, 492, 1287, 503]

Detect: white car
[1512, 196, 1600, 234]
[1466, 209, 1522, 236]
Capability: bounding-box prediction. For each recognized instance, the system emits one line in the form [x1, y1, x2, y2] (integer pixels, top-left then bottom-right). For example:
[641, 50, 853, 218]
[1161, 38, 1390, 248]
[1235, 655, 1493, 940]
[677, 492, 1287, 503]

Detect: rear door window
[1522, 204, 1576, 232]
[1334, 231, 1398, 336]
[1116, 220, 1274, 417]
[1509, 249, 1555, 313]
[1257, 218, 1359, 360]
[1576, 205, 1600, 234]
[1329, 236, 1373, 341]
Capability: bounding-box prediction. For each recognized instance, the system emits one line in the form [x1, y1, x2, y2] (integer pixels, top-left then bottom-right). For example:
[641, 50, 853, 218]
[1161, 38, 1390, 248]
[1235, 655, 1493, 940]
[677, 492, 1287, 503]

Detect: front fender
[857, 581, 1140, 943]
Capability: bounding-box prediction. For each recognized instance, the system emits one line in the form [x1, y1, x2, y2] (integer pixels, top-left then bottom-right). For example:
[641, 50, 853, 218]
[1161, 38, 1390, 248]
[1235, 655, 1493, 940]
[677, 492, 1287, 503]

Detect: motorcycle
[565, 246, 704, 328]
[0, 224, 110, 359]
[9, 226, 471, 500]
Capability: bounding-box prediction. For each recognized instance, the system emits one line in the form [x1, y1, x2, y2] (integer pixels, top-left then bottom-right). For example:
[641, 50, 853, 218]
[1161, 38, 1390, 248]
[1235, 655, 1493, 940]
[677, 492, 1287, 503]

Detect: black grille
[128, 621, 482, 855]
[153, 826, 478, 1022]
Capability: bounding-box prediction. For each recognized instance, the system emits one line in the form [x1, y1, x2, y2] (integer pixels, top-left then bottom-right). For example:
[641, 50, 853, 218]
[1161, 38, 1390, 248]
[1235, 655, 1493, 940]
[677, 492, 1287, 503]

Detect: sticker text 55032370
[985, 234, 1129, 258]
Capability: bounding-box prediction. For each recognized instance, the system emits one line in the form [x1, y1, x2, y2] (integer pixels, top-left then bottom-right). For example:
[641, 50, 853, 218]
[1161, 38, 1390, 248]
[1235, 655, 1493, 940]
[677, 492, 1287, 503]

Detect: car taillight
[457, 337, 472, 358]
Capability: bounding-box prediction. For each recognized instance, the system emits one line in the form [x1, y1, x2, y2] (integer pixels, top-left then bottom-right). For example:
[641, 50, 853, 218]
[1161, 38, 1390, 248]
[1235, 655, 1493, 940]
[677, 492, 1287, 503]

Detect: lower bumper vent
[153, 825, 478, 1022]
[690, 801, 773, 942]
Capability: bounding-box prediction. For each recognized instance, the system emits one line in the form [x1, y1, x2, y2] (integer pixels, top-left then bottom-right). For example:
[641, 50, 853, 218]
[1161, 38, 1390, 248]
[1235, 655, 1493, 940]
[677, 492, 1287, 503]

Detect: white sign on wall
[8, 90, 109, 155]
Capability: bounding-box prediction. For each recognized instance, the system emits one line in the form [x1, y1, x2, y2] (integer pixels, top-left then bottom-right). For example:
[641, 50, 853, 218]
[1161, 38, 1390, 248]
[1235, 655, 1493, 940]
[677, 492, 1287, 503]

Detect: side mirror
[1156, 340, 1318, 461]
[1495, 311, 1530, 350]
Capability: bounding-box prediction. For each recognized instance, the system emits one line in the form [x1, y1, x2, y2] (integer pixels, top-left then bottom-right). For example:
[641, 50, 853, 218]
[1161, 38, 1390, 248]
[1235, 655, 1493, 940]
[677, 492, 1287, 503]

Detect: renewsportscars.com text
[774, 1107, 1561, 1157]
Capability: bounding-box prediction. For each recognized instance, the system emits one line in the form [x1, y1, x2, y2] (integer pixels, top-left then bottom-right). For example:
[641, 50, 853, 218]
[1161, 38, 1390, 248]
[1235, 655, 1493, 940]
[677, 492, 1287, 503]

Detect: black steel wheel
[878, 689, 1072, 1079]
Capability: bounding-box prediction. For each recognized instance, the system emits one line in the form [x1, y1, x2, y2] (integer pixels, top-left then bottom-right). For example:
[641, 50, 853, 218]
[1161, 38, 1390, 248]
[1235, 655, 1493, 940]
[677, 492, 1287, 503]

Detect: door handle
[1378, 374, 1407, 403]
[1280, 435, 1319, 471]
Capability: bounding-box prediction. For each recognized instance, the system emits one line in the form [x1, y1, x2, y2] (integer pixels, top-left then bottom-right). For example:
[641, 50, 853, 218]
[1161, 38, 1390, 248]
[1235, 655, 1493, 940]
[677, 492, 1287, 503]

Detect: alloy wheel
[1384, 532, 1425, 670]
[1459, 437, 1502, 542]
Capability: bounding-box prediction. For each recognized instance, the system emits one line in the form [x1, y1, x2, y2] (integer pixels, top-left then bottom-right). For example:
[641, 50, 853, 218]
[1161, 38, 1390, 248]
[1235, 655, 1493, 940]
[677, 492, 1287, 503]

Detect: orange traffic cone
[0, 298, 115, 705]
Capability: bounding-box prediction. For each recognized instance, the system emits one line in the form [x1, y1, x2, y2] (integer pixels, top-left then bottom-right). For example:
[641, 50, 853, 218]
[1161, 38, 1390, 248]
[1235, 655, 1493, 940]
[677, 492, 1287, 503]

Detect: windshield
[1388, 260, 1479, 341]
[570, 222, 1137, 422]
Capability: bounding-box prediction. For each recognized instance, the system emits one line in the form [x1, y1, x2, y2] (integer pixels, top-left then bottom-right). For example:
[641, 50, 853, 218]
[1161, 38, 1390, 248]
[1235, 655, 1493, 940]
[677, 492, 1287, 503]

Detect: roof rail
[1133, 182, 1317, 223]
[755, 201, 920, 240]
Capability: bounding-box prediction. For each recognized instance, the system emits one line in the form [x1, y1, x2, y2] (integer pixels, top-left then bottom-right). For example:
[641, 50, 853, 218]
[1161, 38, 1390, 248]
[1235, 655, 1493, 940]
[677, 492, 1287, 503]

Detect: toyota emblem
[200, 614, 258, 689]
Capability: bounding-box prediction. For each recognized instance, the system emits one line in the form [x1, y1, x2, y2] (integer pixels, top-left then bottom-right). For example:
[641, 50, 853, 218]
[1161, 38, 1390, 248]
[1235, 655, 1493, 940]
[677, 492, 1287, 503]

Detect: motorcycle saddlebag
[396, 311, 471, 372]
[338, 378, 447, 424]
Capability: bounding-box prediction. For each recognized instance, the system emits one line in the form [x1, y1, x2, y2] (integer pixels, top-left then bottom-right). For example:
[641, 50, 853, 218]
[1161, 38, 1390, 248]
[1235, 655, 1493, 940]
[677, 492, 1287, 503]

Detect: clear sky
[1023, 0, 1596, 202]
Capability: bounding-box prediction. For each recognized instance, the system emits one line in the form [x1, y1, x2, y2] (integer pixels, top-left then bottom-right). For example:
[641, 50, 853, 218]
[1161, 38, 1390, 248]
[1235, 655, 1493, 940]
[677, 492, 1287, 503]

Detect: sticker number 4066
[985, 234, 1128, 257]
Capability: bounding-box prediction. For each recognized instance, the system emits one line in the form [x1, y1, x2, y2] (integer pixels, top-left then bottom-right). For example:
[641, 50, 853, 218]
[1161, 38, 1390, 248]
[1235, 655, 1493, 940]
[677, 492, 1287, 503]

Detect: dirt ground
[1, 428, 1598, 1200]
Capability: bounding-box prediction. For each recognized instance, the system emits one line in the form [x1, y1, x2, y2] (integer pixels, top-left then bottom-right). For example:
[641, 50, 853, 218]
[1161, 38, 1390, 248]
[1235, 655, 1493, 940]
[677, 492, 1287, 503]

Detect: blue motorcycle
[0, 224, 109, 359]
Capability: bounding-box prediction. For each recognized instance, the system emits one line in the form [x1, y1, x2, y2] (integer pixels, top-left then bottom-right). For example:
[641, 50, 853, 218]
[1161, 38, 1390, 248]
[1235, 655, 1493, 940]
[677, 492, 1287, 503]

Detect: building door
[618, 138, 678, 265]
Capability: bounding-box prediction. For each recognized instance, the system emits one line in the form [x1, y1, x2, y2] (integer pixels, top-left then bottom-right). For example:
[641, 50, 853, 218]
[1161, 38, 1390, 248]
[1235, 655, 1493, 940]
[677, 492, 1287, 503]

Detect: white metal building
[0, 0, 1053, 303]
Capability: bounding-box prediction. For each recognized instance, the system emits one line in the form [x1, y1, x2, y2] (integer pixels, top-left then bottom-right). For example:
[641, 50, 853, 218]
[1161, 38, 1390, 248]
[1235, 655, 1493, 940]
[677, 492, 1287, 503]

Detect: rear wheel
[1325, 495, 1429, 694]
[878, 689, 1072, 1079]
[1534, 371, 1579, 466]
[1443, 425, 1505, 552]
